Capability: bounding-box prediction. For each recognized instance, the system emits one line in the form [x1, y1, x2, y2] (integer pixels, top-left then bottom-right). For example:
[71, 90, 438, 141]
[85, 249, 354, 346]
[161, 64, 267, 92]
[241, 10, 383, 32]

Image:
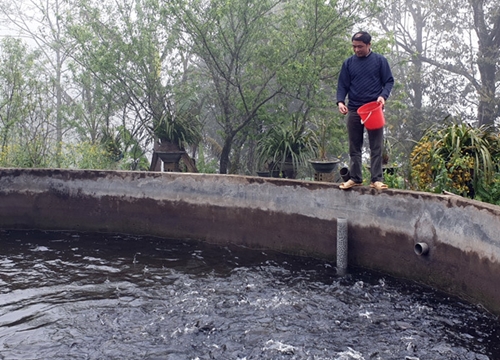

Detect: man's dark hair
[352, 31, 371, 44]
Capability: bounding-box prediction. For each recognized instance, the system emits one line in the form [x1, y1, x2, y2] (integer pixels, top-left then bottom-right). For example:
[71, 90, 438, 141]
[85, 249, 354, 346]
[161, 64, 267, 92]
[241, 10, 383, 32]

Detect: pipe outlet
[339, 167, 350, 182]
[414, 242, 429, 256]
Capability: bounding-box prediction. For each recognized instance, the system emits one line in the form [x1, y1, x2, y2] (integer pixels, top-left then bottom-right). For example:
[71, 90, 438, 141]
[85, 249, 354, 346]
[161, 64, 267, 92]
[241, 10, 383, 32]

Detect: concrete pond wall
[1, 168, 499, 315]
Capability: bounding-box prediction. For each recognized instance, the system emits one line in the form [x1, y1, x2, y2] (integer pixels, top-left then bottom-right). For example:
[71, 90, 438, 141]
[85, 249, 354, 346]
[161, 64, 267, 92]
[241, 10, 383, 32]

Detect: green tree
[66, 0, 201, 171]
[376, 0, 500, 127]
[170, 0, 362, 174]
[1, 0, 79, 166]
[0, 38, 55, 167]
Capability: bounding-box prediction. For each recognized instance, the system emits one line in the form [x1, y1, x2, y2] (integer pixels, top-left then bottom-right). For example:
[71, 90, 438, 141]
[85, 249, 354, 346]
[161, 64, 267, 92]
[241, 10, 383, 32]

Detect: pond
[0, 229, 499, 359]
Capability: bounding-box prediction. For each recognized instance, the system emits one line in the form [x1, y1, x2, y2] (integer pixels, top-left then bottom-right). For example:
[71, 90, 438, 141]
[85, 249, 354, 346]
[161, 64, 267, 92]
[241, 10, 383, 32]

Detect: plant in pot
[307, 116, 340, 173]
[149, 110, 202, 171]
[256, 121, 311, 179]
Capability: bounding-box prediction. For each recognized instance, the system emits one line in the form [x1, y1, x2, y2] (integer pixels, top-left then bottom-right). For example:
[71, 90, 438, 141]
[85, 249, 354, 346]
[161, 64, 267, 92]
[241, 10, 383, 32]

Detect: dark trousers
[346, 110, 384, 183]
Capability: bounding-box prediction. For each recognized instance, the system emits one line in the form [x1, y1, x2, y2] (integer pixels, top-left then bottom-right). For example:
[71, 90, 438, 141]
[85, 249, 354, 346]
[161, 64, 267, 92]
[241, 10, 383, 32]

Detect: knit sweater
[336, 51, 394, 111]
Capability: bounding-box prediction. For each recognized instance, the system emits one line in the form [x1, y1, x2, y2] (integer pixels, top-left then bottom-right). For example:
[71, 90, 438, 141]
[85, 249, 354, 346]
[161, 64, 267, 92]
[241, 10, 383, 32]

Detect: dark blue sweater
[336, 51, 394, 111]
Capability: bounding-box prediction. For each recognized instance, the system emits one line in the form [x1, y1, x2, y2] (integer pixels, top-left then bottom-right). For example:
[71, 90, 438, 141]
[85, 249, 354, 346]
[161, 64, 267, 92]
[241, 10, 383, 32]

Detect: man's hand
[377, 96, 385, 105]
[338, 102, 348, 115]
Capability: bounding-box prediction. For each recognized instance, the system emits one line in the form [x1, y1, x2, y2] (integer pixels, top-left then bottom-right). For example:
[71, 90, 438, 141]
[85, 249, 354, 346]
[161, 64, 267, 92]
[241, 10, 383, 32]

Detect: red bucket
[357, 101, 385, 130]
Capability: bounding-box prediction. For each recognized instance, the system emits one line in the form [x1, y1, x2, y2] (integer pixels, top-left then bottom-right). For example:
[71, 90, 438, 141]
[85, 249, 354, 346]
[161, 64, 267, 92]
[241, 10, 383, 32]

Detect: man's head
[351, 31, 371, 57]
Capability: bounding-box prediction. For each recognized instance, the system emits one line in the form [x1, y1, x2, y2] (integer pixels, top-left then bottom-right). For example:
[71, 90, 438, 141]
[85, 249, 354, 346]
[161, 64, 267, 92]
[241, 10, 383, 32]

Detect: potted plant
[149, 110, 202, 172]
[307, 116, 340, 173]
[256, 122, 311, 179]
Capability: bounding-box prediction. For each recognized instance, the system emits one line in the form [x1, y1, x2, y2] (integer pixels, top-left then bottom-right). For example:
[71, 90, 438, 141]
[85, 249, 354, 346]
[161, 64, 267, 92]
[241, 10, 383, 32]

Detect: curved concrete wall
[1, 168, 499, 315]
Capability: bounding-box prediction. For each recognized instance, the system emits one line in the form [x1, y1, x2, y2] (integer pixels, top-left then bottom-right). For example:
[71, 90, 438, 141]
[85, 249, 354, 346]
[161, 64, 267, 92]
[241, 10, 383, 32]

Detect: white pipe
[414, 242, 429, 256]
[337, 218, 348, 275]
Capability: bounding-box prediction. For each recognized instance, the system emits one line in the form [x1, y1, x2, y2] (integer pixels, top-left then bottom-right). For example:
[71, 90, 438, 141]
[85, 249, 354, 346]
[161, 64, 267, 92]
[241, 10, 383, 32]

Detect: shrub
[410, 122, 500, 199]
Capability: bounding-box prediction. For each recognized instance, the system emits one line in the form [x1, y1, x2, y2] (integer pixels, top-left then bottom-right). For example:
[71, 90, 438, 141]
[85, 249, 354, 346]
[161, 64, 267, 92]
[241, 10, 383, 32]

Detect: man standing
[336, 31, 394, 190]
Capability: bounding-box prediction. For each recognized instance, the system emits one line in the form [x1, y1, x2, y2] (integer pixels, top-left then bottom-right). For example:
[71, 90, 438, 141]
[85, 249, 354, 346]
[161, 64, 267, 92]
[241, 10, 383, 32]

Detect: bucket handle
[360, 111, 372, 125]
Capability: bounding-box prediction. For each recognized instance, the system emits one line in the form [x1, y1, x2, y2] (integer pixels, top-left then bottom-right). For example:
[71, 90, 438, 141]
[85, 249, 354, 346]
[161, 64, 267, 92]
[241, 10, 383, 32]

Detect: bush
[410, 121, 500, 200]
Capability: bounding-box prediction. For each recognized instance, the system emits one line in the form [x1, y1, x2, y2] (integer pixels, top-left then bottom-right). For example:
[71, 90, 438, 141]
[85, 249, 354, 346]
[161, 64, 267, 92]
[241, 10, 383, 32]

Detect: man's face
[352, 40, 370, 57]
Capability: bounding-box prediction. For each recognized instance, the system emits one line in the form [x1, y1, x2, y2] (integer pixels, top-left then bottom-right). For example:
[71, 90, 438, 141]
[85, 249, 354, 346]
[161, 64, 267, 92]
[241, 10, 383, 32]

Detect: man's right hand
[338, 102, 348, 115]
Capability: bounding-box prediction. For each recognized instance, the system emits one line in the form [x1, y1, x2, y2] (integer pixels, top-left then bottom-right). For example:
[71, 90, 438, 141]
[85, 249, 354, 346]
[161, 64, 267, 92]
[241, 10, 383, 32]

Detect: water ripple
[0, 229, 498, 359]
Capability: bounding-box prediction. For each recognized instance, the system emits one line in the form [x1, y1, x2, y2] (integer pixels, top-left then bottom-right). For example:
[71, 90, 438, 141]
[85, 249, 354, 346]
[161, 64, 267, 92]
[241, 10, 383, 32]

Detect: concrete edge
[1, 167, 499, 315]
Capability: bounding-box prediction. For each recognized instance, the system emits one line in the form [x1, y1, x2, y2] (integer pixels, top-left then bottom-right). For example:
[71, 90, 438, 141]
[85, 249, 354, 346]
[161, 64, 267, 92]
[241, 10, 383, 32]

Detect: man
[336, 31, 394, 190]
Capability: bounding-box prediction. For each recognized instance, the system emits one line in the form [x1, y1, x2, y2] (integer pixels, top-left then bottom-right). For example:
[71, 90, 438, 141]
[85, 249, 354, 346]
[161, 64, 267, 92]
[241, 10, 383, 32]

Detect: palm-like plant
[151, 111, 201, 151]
[148, 100, 202, 172]
[257, 121, 311, 178]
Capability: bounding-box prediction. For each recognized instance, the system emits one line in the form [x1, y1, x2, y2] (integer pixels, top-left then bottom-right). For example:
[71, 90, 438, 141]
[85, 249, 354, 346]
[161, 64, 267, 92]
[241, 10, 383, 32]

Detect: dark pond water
[0, 229, 499, 359]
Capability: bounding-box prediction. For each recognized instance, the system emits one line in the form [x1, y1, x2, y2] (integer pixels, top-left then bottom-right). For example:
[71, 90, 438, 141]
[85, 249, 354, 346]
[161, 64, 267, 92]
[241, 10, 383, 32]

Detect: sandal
[339, 179, 362, 190]
[370, 181, 388, 190]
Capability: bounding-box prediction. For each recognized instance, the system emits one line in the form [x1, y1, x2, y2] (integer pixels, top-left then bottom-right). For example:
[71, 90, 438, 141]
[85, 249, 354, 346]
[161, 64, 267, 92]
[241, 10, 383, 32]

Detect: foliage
[360, 160, 408, 190]
[2, 0, 498, 191]
[1, 0, 77, 167]
[100, 126, 153, 171]
[66, 0, 203, 163]
[60, 142, 120, 170]
[308, 116, 342, 161]
[475, 174, 500, 206]
[257, 121, 312, 174]
[0, 142, 47, 168]
[410, 121, 500, 197]
[0, 37, 59, 168]
[151, 112, 202, 150]
[196, 146, 218, 174]
[0, 139, 118, 170]
[169, 0, 362, 174]
[375, 0, 500, 127]
[383, 169, 407, 189]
